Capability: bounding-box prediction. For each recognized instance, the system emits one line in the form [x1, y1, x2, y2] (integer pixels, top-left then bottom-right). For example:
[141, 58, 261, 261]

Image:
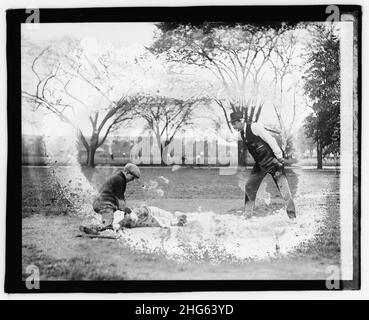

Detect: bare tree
[134, 94, 206, 165]
[22, 38, 139, 167]
[269, 31, 302, 156]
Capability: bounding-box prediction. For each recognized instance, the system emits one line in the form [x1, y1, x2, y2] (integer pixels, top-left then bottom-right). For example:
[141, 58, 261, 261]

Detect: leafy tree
[150, 22, 297, 131]
[302, 24, 340, 169]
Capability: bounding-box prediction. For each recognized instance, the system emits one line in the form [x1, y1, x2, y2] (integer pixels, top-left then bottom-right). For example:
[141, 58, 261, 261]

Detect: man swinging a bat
[229, 105, 296, 220]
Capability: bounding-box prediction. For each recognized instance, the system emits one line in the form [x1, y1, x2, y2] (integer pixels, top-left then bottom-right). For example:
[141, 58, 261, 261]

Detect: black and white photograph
[5, 5, 361, 293]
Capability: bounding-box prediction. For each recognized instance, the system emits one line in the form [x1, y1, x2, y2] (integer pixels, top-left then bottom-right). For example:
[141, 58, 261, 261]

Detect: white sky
[21, 22, 310, 138]
[22, 22, 157, 47]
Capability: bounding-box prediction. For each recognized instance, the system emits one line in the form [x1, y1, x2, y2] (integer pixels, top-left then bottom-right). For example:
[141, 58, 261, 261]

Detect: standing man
[229, 111, 296, 220]
[79, 163, 141, 234]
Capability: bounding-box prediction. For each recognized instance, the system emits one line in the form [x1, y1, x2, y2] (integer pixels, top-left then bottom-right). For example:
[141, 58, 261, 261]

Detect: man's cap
[228, 111, 244, 123]
[124, 163, 141, 179]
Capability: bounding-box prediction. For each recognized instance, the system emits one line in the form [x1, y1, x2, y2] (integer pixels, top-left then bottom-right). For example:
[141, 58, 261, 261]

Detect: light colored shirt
[243, 122, 283, 159]
[114, 206, 184, 229]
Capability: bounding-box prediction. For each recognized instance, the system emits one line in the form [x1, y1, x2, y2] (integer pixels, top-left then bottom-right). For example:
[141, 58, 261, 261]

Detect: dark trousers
[244, 164, 296, 218]
[92, 198, 117, 226]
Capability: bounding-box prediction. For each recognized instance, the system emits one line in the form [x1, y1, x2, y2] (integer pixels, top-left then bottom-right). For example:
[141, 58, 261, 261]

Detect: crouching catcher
[79, 163, 140, 235]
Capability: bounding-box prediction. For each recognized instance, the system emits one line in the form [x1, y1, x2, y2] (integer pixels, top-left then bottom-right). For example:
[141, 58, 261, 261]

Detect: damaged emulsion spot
[43, 135, 327, 264]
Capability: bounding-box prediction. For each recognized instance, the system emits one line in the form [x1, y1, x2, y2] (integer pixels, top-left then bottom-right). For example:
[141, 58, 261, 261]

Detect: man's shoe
[177, 214, 187, 226]
[287, 211, 296, 219]
[244, 211, 253, 219]
[79, 225, 100, 235]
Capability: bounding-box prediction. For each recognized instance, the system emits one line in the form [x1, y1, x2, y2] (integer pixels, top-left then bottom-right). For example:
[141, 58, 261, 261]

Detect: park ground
[22, 165, 341, 280]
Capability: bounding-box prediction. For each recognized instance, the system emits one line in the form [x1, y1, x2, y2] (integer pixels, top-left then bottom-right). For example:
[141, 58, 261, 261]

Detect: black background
[6, 5, 361, 293]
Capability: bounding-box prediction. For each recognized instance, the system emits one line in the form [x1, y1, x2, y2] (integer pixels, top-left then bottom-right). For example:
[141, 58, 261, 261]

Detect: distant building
[21, 134, 253, 166]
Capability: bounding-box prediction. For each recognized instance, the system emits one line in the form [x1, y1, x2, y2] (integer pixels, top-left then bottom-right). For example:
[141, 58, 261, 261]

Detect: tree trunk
[317, 140, 323, 169]
[87, 146, 96, 168]
[161, 142, 170, 166]
[86, 147, 90, 166]
[86, 133, 99, 168]
[154, 133, 165, 166]
[160, 144, 165, 166]
[182, 137, 186, 165]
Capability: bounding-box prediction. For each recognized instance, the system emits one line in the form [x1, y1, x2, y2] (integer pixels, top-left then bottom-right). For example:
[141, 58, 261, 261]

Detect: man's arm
[251, 123, 283, 160]
[118, 199, 126, 211]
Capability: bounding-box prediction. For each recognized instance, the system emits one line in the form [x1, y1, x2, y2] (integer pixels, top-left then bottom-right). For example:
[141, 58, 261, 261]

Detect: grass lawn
[22, 166, 341, 281]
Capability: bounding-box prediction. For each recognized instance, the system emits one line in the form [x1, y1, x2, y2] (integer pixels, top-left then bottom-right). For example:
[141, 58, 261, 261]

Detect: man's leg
[244, 164, 266, 218]
[80, 201, 116, 234]
[271, 169, 296, 219]
[100, 205, 115, 228]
